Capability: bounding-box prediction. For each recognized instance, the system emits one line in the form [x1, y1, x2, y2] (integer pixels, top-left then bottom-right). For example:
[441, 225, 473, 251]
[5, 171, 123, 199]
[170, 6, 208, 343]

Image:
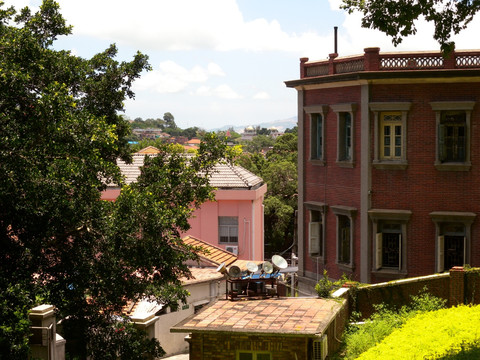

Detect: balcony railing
[300, 48, 480, 79]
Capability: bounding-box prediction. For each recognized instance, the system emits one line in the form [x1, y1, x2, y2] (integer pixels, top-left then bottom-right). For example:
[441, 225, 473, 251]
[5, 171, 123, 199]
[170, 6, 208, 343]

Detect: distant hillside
[210, 116, 297, 133]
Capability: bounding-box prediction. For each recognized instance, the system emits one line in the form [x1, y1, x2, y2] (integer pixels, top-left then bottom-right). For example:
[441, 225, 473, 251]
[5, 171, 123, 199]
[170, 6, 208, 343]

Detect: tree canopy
[237, 131, 298, 257]
[341, 0, 480, 53]
[0, 1, 232, 358]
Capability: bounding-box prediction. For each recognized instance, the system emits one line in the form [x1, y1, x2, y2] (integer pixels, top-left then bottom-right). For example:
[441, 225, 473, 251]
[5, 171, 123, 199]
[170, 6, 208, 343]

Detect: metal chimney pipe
[334, 26, 338, 54]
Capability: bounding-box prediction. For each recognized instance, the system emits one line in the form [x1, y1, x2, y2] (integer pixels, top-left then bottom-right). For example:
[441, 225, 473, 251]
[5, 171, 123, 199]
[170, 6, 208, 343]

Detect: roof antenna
[334, 26, 338, 55]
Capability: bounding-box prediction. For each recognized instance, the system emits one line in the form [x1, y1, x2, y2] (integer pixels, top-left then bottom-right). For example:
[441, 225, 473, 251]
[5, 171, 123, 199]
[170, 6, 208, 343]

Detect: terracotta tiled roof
[136, 146, 162, 154]
[207, 163, 263, 189]
[181, 267, 225, 285]
[171, 297, 345, 336]
[183, 235, 237, 267]
[114, 149, 263, 189]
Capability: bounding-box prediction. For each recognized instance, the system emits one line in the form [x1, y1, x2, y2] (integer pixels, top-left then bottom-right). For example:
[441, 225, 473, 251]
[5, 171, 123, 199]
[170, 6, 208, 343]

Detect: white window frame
[430, 101, 475, 171]
[305, 202, 327, 259]
[331, 103, 357, 167]
[369, 209, 411, 274]
[370, 102, 411, 170]
[305, 105, 328, 165]
[218, 216, 239, 244]
[430, 211, 475, 273]
[331, 205, 357, 270]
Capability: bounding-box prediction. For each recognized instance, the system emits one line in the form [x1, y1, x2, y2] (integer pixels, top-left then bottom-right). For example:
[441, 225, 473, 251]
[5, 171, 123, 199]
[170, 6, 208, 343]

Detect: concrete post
[29, 305, 57, 360]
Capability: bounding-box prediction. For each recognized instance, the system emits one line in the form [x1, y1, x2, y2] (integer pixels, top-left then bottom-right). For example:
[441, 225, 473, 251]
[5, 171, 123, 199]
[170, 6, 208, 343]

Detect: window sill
[371, 269, 408, 279]
[310, 159, 325, 166]
[372, 160, 408, 170]
[336, 160, 354, 168]
[308, 254, 324, 261]
[434, 161, 471, 171]
[337, 262, 354, 273]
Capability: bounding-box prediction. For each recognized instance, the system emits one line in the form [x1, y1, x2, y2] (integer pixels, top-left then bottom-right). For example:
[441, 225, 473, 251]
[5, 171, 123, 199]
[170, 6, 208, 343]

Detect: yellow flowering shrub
[357, 305, 480, 360]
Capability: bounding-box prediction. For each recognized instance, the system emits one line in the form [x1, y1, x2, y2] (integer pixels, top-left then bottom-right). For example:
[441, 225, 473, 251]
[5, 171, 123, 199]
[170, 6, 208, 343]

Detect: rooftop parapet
[299, 47, 480, 79]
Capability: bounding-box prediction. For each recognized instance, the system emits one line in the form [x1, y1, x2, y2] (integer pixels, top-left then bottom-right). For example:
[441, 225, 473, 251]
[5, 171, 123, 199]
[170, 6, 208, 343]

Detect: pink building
[101, 148, 267, 261]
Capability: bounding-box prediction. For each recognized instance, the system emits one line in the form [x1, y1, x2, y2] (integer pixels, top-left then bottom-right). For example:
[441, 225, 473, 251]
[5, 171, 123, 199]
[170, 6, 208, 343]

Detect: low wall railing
[300, 48, 480, 78]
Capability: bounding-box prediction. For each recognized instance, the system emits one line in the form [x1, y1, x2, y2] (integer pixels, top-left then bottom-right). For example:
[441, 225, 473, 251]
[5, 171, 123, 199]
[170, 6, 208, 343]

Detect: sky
[5, 0, 480, 130]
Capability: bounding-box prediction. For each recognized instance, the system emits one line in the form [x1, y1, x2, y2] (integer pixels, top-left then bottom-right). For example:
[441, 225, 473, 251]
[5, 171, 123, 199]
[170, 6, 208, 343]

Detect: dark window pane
[382, 233, 400, 268]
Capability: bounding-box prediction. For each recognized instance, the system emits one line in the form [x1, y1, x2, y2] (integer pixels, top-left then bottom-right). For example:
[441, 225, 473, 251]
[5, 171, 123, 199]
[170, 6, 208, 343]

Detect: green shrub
[357, 304, 480, 360]
[315, 270, 333, 298]
[340, 288, 446, 360]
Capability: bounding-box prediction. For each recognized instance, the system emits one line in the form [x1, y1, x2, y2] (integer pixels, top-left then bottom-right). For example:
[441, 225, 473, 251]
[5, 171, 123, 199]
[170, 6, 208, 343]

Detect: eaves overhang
[285, 69, 480, 90]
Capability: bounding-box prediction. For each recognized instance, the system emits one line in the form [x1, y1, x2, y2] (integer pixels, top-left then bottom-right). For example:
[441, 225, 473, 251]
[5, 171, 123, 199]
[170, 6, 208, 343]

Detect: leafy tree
[240, 134, 275, 153]
[130, 117, 166, 129]
[163, 111, 177, 129]
[237, 132, 298, 256]
[237, 152, 269, 175]
[262, 160, 297, 254]
[0, 1, 232, 358]
[256, 126, 270, 136]
[284, 126, 298, 134]
[341, 0, 480, 53]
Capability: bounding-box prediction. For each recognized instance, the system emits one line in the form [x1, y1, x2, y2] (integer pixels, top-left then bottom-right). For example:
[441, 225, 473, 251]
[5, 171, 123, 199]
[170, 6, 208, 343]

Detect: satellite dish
[262, 261, 274, 274]
[228, 265, 242, 278]
[272, 255, 288, 271]
[216, 262, 227, 275]
[246, 262, 259, 274]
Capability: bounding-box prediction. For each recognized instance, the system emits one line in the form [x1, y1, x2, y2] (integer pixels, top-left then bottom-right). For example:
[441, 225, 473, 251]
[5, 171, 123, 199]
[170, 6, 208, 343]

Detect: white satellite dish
[246, 262, 259, 274]
[228, 265, 242, 278]
[216, 262, 227, 275]
[262, 261, 274, 274]
[272, 255, 288, 271]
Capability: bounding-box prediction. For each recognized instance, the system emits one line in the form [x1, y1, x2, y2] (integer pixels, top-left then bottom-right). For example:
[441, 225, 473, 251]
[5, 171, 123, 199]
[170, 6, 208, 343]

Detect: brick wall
[189, 333, 309, 360]
[370, 82, 480, 278]
[345, 267, 480, 319]
[301, 78, 480, 283]
[303, 86, 363, 281]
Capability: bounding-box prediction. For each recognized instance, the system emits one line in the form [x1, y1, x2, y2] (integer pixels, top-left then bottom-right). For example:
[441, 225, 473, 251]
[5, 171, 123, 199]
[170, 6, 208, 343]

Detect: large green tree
[341, 0, 480, 53]
[238, 131, 298, 257]
[0, 1, 231, 358]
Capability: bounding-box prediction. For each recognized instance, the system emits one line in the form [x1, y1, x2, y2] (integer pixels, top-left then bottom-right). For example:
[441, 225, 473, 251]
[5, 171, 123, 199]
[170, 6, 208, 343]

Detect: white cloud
[195, 85, 242, 99]
[253, 92, 270, 100]
[326, 0, 480, 56]
[135, 60, 225, 94]
[53, 0, 329, 55]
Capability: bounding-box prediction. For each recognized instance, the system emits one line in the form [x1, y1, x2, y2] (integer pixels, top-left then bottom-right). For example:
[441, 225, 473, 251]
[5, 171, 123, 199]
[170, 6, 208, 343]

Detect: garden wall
[344, 267, 480, 319]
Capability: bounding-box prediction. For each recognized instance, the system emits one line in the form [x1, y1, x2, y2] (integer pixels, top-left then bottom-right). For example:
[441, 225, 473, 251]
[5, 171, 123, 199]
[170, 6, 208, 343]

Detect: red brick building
[285, 48, 480, 286]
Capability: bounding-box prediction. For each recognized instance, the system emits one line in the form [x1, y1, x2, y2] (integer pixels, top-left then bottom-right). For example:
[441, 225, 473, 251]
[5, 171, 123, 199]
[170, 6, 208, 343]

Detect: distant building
[101, 147, 267, 261]
[241, 125, 256, 141]
[132, 128, 168, 140]
[285, 47, 480, 288]
[268, 126, 281, 139]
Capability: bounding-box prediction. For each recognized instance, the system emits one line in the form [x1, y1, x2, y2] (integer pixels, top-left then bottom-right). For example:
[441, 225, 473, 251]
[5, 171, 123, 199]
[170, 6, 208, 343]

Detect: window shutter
[463, 236, 467, 266]
[375, 233, 382, 270]
[398, 234, 402, 270]
[309, 222, 320, 254]
[438, 236, 445, 273]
